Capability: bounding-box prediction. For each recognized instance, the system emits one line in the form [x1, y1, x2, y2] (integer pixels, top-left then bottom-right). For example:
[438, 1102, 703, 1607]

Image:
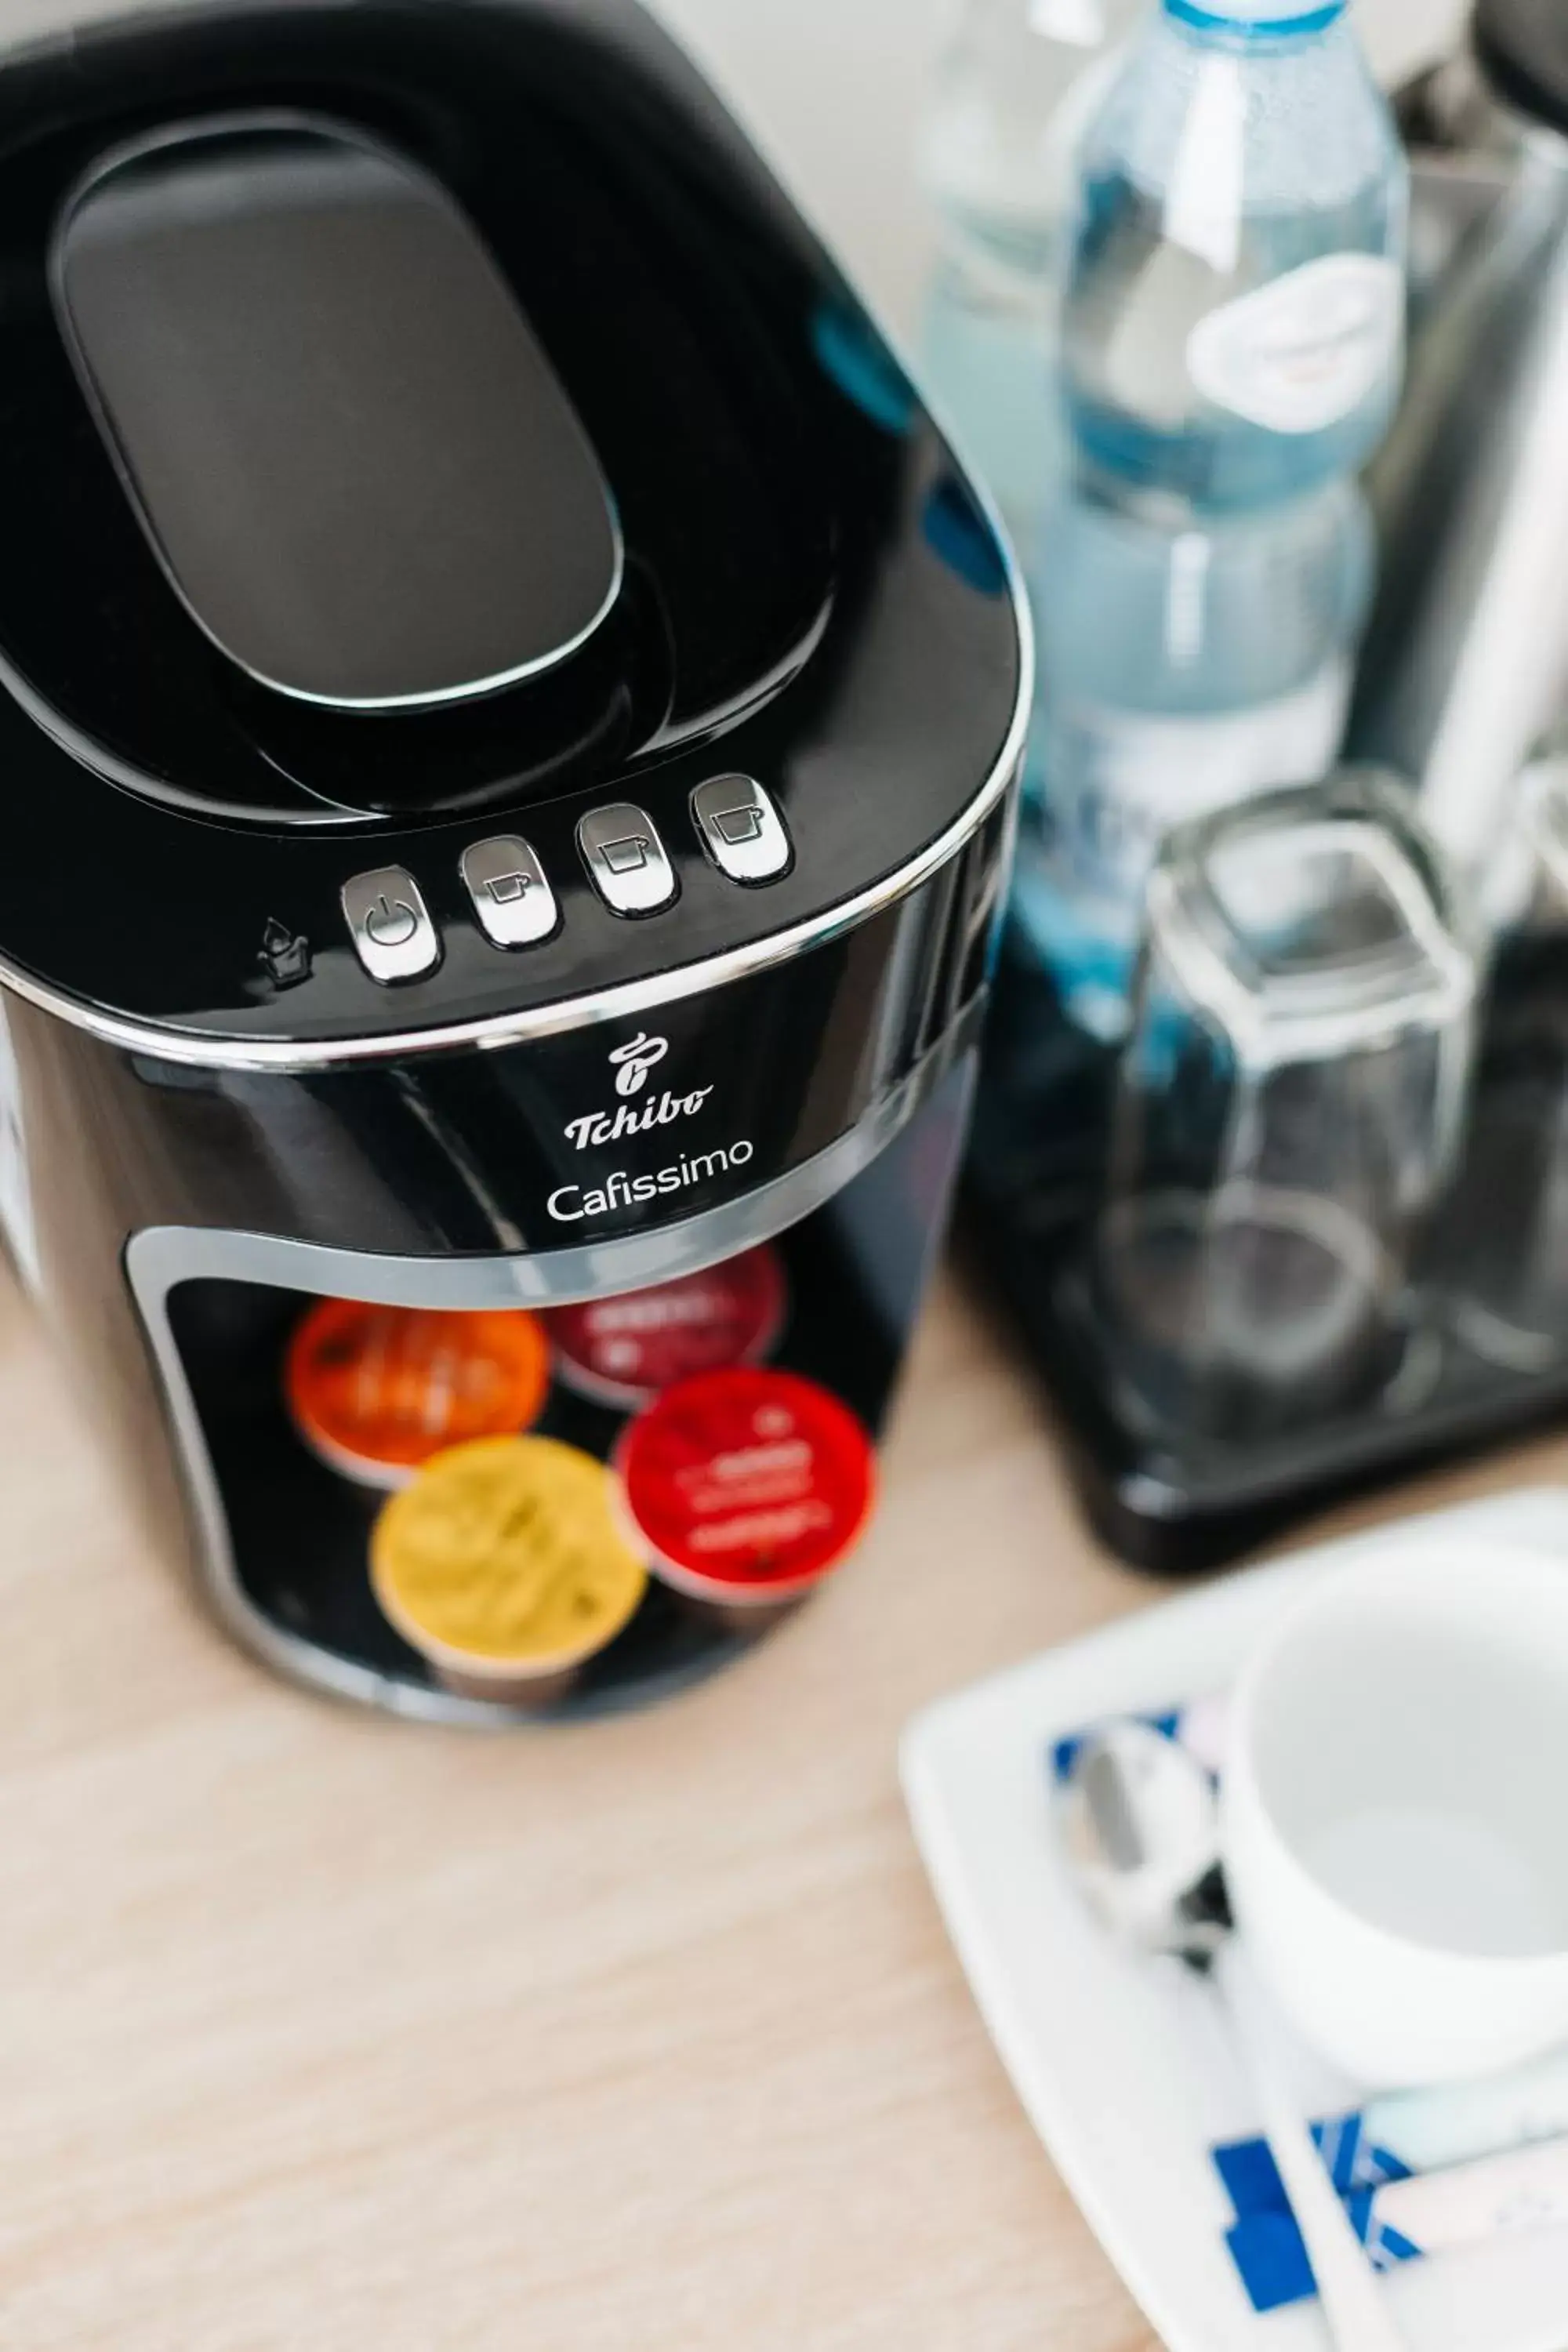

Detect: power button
[342, 866, 441, 984]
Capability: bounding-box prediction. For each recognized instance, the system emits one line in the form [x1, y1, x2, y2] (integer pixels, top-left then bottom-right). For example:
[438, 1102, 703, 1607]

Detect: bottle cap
[544, 1244, 786, 1410]
[1165, 0, 1346, 31]
[615, 1367, 877, 1604]
[287, 1299, 551, 1486]
[371, 1435, 648, 1679]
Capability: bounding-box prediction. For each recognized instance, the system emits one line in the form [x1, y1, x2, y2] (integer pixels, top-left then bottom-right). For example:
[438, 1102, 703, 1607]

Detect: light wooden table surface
[2, 1262, 1564, 2351]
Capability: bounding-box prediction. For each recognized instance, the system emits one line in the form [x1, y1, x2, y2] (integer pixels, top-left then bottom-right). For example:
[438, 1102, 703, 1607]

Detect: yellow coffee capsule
[371, 1435, 647, 1690]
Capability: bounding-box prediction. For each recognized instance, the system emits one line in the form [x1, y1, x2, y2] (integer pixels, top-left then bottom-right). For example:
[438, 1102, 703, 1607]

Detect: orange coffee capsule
[286, 1299, 551, 1487]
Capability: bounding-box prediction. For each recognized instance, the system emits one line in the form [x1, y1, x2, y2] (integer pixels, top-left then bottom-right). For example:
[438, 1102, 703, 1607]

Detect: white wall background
[5, 0, 1472, 332]
[655, 0, 1471, 331]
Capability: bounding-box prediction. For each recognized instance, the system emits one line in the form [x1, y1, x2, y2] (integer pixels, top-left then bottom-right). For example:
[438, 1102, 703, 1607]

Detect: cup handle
[1218, 1941, 1410, 2352]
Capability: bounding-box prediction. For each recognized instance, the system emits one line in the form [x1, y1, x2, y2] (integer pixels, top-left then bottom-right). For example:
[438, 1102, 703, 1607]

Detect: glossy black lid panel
[53, 114, 622, 711]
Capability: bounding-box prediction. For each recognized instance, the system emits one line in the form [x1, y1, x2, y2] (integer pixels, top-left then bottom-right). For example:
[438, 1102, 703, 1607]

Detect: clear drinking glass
[1097, 770, 1477, 1443]
[1446, 748, 1568, 1370]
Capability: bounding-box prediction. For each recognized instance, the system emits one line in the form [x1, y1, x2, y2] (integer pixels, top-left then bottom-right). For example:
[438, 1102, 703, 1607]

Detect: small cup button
[461, 837, 558, 948]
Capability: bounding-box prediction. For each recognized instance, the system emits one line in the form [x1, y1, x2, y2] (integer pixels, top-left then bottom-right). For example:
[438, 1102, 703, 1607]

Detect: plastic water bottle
[1062, 0, 1408, 511]
[919, 0, 1139, 555]
[1013, 0, 1407, 1033]
[1011, 476, 1374, 1036]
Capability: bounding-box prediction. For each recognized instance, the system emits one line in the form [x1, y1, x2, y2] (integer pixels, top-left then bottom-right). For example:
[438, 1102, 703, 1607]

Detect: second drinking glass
[1095, 771, 1478, 1446]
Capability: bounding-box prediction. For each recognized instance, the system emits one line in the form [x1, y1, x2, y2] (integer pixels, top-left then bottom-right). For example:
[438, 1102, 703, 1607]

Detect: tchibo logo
[550, 1033, 754, 1223]
[609, 1033, 667, 1098]
[563, 1033, 715, 1152]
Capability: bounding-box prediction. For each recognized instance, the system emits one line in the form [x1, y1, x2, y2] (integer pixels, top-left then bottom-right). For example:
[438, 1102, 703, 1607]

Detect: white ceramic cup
[1221, 1541, 1568, 2089]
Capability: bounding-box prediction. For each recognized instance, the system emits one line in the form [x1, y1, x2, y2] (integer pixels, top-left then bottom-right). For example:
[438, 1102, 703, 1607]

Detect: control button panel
[460, 835, 558, 949]
[690, 773, 793, 884]
[341, 866, 441, 983]
[577, 802, 677, 916]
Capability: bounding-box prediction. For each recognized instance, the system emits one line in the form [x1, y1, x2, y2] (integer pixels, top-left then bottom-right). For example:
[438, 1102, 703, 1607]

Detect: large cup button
[691, 775, 792, 884]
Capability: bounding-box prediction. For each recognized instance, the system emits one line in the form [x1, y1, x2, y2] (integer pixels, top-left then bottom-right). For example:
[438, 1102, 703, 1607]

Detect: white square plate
[901, 1489, 1568, 2352]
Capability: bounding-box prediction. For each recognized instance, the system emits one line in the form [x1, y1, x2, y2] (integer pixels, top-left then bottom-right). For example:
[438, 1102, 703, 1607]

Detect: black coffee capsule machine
[0, 0, 1026, 1720]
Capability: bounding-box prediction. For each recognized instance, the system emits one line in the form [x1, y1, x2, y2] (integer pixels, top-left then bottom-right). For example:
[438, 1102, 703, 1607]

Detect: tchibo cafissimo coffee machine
[0, 0, 1026, 1719]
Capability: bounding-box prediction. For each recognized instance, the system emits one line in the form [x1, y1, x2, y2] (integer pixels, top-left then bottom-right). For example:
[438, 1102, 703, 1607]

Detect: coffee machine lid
[53, 114, 622, 713]
[1475, 0, 1568, 130]
[0, 0, 1026, 1069]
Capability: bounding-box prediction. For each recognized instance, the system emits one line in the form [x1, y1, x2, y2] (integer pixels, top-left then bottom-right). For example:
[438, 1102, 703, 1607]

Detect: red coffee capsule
[546, 1244, 786, 1410]
[615, 1366, 877, 1604]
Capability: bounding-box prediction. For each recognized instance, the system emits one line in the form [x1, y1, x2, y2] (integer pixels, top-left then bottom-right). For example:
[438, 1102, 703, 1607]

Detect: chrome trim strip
[0, 740, 1027, 1076]
[123, 1029, 964, 1722]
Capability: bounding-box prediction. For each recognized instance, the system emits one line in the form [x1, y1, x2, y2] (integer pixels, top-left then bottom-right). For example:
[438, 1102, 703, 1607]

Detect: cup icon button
[691, 775, 791, 884]
[461, 837, 559, 949]
[577, 804, 677, 916]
